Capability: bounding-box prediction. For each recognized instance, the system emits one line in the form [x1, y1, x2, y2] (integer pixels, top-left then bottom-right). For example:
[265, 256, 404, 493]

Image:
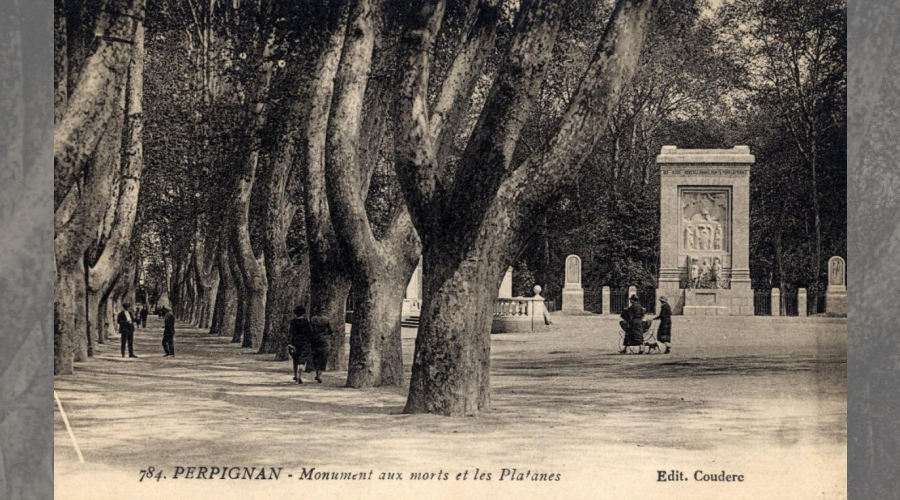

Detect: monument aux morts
[656, 146, 754, 316]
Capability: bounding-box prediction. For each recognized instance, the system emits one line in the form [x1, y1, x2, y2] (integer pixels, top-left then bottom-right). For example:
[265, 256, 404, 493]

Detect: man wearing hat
[619, 295, 646, 354]
[654, 296, 673, 354]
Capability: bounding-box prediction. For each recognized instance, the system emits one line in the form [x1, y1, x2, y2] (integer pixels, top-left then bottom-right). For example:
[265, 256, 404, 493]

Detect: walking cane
[54, 390, 85, 463]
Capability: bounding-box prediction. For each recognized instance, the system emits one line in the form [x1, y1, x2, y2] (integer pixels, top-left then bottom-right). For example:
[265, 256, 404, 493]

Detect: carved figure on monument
[684, 226, 695, 250]
[711, 257, 722, 288]
[697, 259, 711, 288]
[830, 257, 844, 287]
[825, 256, 847, 315]
[713, 224, 723, 250]
[690, 258, 700, 289]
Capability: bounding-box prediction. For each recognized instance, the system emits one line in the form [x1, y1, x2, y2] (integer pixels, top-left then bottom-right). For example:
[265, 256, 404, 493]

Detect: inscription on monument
[565, 255, 582, 286]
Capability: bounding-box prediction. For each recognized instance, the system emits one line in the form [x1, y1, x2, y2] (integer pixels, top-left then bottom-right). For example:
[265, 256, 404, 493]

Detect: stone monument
[561, 254, 584, 313]
[499, 267, 513, 299]
[402, 258, 423, 317]
[656, 146, 754, 315]
[825, 256, 847, 315]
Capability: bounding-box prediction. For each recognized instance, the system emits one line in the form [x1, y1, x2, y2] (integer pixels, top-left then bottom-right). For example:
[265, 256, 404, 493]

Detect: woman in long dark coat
[619, 295, 646, 354]
[654, 296, 673, 354]
[308, 315, 333, 383]
[289, 306, 313, 384]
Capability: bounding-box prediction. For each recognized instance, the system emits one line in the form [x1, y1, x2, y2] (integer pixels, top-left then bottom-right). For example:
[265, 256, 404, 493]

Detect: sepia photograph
[50, 0, 847, 498]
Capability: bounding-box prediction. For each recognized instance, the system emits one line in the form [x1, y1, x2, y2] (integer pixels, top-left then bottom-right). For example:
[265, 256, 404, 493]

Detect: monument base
[825, 286, 847, 315]
[561, 288, 584, 313]
[491, 316, 551, 333]
[401, 299, 421, 317]
[658, 286, 753, 316]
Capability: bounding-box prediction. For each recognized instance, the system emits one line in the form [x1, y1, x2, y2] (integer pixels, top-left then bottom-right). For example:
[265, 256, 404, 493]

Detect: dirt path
[54, 315, 846, 499]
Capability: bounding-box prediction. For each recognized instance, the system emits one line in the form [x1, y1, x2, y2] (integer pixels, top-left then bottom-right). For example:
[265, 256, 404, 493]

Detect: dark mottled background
[0, 0, 53, 499]
[0, 0, 892, 498]
[847, 1, 900, 499]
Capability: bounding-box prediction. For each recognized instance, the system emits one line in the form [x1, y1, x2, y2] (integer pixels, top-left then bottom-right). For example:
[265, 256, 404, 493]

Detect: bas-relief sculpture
[829, 256, 845, 287]
[685, 255, 729, 289]
[681, 191, 729, 252]
[679, 189, 731, 289]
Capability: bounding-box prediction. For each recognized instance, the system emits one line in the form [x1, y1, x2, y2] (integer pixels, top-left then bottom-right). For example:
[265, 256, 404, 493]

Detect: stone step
[401, 316, 421, 328]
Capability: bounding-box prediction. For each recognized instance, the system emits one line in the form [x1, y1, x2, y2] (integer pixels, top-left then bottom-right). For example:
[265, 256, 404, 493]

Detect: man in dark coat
[619, 295, 646, 354]
[162, 308, 176, 357]
[118, 303, 138, 358]
[288, 306, 313, 384]
[140, 306, 149, 328]
[653, 296, 673, 354]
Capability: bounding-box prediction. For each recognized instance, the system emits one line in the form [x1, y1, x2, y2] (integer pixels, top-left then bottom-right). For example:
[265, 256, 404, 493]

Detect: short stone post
[628, 285, 637, 300]
[601, 286, 610, 315]
[771, 288, 781, 316]
[798, 288, 807, 317]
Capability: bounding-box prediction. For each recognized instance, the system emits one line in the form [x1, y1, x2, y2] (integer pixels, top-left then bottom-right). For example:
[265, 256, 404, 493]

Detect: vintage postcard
[51, 0, 847, 498]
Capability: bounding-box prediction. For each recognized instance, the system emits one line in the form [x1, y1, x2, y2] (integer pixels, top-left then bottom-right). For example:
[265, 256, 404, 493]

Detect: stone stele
[561, 254, 584, 313]
[825, 256, 847, 315]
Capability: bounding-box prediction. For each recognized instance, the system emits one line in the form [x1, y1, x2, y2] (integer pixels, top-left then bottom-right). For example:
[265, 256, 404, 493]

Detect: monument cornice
[656, 145, 755, 165]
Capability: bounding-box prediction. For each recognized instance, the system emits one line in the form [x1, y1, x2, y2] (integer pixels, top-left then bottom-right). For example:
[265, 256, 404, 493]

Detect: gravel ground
[54, 314, 846, 500]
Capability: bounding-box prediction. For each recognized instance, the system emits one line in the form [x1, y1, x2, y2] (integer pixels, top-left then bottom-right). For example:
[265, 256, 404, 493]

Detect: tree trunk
[73, 258, 89, 361]
[170, 258, 183, 318]
[257, 81, 308, 357]
[346, 271, 408, 388]
[303, 10, 351, 370]
[54, 91, 125, 372]
[404, 253, 503, 415]
[233, 201, 267, 348]
[230, 244, 247, 344]
[54, 0, 144, 210]
[210, 244, 238, 338]
[194, 233, 220, 329]
[810, 144, 822, 292]
[323, 0, 421, 385]
[230, 29, 275, 349]
[85, 19, 144, 347]
[54, 267, 76, 375]
[97, 289, 111, 343]
[309, 267, 351, 370]
[198, 281, 218, 328]
[86, 287, 103, 348]
[392, 0, 658, 414]
[260, 257, 306, 359]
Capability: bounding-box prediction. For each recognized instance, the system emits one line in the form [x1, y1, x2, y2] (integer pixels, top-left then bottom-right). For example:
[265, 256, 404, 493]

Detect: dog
[643, 341, 661, 354]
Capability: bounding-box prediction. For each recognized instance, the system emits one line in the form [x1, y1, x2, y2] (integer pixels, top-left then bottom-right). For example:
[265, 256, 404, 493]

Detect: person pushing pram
[619, 295, 646, 354]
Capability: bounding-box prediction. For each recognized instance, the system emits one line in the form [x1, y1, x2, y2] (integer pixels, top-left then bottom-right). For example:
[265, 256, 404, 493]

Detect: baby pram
[618, 319, 659, 354]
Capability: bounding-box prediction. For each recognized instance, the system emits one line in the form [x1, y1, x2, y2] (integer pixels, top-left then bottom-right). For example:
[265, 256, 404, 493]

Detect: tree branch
[390, 0, 447, 238]
[53, 0, 145, 212]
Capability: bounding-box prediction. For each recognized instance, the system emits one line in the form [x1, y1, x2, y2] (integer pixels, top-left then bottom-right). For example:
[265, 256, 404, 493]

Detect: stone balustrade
[494, 297, 539, 317]
[491, 286, 551, 333]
